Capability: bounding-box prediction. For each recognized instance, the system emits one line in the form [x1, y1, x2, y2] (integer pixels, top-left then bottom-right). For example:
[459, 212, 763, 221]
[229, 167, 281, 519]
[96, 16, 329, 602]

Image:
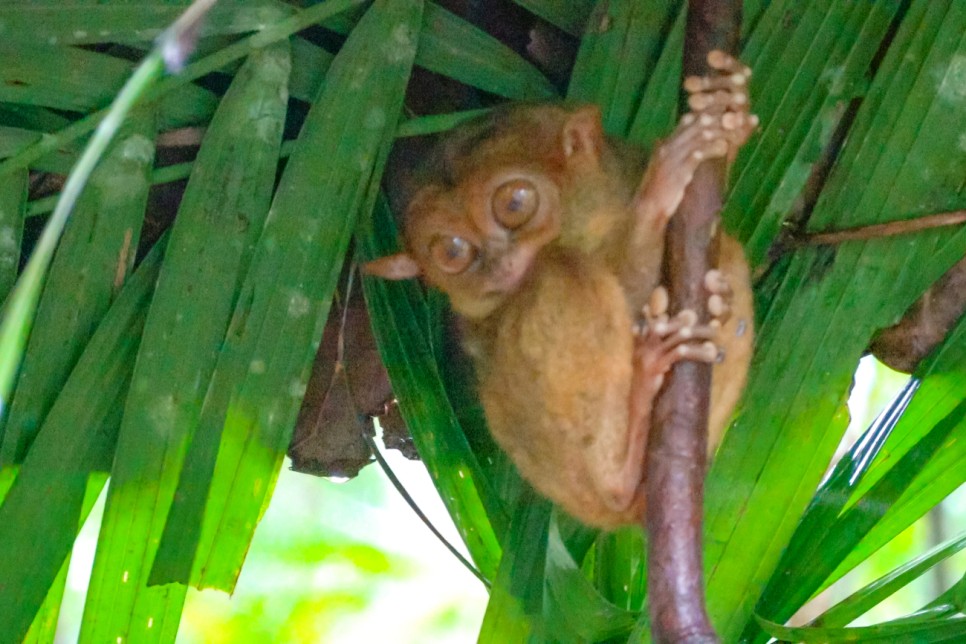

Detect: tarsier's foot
[633, 270, 733, 389]
[634, 50, 758, 223]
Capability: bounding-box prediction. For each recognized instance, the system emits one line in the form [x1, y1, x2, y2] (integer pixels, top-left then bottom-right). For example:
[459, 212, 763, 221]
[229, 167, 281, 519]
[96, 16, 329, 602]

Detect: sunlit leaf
[155, 0, 423, 592]
[358, 196, 505, 579]
[82, 42, 289, 640]
[0, 240, 163, 641]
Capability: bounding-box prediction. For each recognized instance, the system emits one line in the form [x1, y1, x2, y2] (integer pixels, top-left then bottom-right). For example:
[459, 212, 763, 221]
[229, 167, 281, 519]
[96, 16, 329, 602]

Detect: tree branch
[645, 2, 741, 642]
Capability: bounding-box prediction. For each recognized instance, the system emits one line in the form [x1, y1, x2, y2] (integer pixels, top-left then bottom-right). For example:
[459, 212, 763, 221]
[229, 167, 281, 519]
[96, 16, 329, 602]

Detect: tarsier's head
[364, 104, 609, 319]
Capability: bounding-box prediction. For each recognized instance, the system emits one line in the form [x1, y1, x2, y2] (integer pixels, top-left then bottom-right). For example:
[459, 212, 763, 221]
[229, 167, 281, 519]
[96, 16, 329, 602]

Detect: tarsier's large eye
[429, 235, 477, 274]
[492, 179, 539, 230]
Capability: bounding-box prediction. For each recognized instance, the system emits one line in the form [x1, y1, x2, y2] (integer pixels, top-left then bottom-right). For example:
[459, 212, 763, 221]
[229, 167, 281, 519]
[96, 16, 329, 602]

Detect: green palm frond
[0, 1, 963, 642]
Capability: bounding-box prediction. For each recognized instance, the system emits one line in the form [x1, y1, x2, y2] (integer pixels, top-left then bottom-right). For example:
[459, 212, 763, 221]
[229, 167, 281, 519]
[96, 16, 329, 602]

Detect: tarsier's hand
[634, 50, 758, 224]
[682, 50, 758, 160]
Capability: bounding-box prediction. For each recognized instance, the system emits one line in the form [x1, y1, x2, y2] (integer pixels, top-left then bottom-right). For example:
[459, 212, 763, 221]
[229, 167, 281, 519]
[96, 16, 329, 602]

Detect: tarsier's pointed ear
[561, 105, 605, 163]
[361, 253, 423, 280]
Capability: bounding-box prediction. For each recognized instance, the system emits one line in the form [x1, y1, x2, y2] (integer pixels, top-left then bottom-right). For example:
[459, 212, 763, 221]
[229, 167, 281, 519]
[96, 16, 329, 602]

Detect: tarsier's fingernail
[750, 114, 760, 127]
[699, 113, 714, 126]
[702, 129, 715, 140]
[709, 319, 722, 331]
[730, 72, 747, 86]
[681, 113, 696, 126]
[722, 113, 740, 129]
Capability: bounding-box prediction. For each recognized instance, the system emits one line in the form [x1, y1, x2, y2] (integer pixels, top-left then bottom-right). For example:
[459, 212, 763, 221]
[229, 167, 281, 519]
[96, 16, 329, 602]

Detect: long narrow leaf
[568, 0, 679, 137]
[510, 0, 593, 36]
[0, 42, 215, 131]
[1, 108, 156, 465]
[0, 52, 163, 416]
[154, 0, 424, 592]
[0, 240, 164, 642]
[417, 2, 557, 100]
[478, 491, 550, 642]
[758, 613, 966, 643]
[0, 1, 292, 45]
[813, 530, 966, 628]
[81, 42, 289, 641]
[0, 168, 24, 301]
[705, 1, 966, 638]
[358, 196, 505, 579]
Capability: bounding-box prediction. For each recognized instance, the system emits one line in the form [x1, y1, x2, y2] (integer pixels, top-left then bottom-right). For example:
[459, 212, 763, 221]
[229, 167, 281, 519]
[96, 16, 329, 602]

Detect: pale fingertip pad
[701, 341, 719, 361]
[678, 309, 699, 327]
[707, 50, 730, 68]
[704, 269, 724, 289]
[684, 76, 705, 92]
[708, 294, 726, 317]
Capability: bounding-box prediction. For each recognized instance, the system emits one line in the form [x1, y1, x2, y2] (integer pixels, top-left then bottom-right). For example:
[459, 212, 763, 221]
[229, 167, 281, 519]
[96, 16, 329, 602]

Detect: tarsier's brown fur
[367, 54, 757, 527]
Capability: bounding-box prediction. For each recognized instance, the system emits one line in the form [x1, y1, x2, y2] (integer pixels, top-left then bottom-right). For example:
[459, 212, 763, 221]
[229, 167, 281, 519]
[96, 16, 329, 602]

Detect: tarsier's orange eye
[429, 235, 477, 274]
[492, 179, 539, 230]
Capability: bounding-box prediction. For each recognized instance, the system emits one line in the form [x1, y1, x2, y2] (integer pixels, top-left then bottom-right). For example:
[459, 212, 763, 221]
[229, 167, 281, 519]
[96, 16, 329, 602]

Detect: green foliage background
[0, 0, 964, 642]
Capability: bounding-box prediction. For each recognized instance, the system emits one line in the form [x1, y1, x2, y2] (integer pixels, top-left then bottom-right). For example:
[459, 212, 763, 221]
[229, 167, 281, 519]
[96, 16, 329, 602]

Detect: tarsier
[366, 52, 758, 528]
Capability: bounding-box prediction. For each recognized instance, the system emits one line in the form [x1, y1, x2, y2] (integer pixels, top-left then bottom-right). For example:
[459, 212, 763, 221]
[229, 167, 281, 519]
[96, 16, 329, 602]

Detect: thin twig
[803, 210, 966, 246]
[362, 432, 491, 588]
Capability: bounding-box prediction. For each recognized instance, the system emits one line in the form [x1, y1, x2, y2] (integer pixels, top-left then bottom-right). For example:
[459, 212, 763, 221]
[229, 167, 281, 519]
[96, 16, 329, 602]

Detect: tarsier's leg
[607, 272, 731, 510]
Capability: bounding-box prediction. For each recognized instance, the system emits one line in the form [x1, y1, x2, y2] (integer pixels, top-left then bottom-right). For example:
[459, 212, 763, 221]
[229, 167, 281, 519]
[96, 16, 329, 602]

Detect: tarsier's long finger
[635, 322, 719, 363]
[688, 88, 750, 114]
[643, 281, 731, 337]
[705, 269, 733, 324]
[683, 71, 749, 95]
[659, 116, 752, 177]
[707, 50, 751, 76]
[683, 51, 751, 98]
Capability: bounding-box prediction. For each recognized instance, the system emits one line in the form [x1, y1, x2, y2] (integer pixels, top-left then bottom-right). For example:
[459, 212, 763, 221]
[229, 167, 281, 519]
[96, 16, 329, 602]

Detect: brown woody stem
[645, 1, 741, 642]
[803, 210, 966, 246]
